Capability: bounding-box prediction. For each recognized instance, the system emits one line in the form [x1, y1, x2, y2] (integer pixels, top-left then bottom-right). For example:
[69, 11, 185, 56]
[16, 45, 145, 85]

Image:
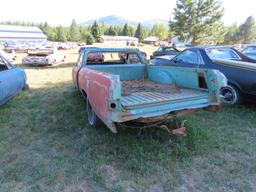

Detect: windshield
[206, 48, 241, 60]
[242, 46, 256, 54]
[0, 54, 13, 70]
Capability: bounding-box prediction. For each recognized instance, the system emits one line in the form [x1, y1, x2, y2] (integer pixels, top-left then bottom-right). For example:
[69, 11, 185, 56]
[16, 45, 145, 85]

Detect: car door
[171, 49, 204, 68]
[72, 52, 84, 88]
[0, 55, 25, 105]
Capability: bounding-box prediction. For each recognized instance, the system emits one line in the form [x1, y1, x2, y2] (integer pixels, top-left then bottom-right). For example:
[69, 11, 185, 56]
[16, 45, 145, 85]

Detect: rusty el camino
[72, 48, 227, 133]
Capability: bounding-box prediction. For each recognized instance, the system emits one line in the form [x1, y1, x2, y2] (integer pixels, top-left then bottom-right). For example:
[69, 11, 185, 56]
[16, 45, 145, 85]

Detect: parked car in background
[57, 43, 70, 50]
[78, 46, 98, 54]
[150, 55, 177, 65]
[241, 45, 256, 59]
[0, 49, 17, 62]
[73, 48, 226, 133]
[151, 46, 256, 104]
[0, 52, 27, 106]
[78, 47, 105, 62]
[4, 43, 28, 53]
[22, 49, 65, 66]
[151, 46, 180, 59]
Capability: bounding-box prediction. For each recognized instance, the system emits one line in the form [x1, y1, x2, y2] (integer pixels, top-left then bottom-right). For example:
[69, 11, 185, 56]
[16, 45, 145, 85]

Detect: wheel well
[81, 90, 87, 99]
[227, 82, 242, 93]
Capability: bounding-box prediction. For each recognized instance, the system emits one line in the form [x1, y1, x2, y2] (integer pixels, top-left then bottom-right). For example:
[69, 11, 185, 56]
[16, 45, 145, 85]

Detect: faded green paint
[80, 48, 227, 132]
[89, 64, 227, 124]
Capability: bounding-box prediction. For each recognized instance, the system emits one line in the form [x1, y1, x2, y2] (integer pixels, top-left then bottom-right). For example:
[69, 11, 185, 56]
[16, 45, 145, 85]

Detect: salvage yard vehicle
[22, 49, 65, 66]
[79, 47, 98, 54]
[0, 52, 27, 106]
[241, 45, 256, 59]
[151, 46, 256, 104]
[151, 46, 180, 59]
[0, 49, 17, 62]
[73, 48, 227, 133]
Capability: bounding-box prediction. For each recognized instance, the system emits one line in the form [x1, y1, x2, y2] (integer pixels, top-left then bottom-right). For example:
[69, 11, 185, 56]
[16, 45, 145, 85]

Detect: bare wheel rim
[221, 86, 238, 104]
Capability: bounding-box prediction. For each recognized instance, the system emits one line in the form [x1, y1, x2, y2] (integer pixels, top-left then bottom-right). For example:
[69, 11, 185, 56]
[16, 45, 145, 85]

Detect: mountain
[81, 15, 137, 27]
[81, 15, 168, 28]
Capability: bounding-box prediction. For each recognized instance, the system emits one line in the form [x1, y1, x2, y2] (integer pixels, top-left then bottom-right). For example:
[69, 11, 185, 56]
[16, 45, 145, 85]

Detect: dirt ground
[14, 44, 157, 89]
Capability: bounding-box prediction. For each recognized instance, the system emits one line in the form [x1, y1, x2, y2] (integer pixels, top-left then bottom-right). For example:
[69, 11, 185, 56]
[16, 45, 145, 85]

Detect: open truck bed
[73, 48, 227, 133]
[121, 80, 209, 109]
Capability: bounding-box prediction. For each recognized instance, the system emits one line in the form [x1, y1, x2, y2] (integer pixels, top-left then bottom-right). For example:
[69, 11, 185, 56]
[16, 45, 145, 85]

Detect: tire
[22, 84, 29, 91]
[86, 98, 101, 127]
[220, 85, 242, 105]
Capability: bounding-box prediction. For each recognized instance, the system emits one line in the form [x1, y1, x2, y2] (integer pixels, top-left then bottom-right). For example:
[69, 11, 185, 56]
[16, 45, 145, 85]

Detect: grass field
[0, 47, 256, 191]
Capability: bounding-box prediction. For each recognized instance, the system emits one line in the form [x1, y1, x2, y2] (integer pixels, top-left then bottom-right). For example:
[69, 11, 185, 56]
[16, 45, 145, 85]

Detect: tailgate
[120, 89, 210, 110]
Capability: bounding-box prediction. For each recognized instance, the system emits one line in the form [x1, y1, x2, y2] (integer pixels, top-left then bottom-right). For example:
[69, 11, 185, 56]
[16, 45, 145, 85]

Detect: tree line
[2, 0, 256, 46]
[0, 20, 169, 44]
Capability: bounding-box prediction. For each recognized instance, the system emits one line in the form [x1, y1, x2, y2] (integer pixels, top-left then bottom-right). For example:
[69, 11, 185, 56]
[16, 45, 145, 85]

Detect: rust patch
[205, 105, 223, 112]
[158, 120, 187, 136]
[121, 80, 180, 96]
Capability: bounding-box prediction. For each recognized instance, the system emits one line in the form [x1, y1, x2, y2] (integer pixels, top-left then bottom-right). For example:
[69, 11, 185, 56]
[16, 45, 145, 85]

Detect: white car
[22, 49, 65, 66]
[0, 49, 17, 62]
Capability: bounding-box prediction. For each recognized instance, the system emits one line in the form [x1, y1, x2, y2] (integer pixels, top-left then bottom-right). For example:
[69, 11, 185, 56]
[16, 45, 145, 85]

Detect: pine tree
[107, 26, 118, 36]
[223, 24, 238, 45]
[91, 21, 101, 42]
[150, 23, 168, 40]
[134, 23, 144, 42]
[170, 0, 224, 46]
[69, 19, 81, 42]
[236, 16, 256, 44]
[40, 22, 56, 41]
[85, 33, 95, 45]
[128, 26, 135, 37]
[122, 23, 129, 36]
[56, 26, 67, 42]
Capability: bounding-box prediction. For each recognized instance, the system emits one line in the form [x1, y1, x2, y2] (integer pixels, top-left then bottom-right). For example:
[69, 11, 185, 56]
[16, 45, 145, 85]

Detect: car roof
[196, 45, 234, 49]
[84, 48, 142, 54]
[244, 44, 256, 47]
[159, 46, 180, 51]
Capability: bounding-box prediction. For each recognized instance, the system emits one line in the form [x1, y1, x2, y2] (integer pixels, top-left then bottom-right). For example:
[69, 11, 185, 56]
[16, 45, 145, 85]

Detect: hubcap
[221, 86, 237, 104]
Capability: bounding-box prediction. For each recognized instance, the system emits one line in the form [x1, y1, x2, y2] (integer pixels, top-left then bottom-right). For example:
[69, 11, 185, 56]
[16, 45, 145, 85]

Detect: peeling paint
[73, 48, 227, 132]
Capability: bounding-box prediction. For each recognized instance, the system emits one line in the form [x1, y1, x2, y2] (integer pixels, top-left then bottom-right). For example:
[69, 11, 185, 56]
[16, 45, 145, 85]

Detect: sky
[0, 0, 255, 26]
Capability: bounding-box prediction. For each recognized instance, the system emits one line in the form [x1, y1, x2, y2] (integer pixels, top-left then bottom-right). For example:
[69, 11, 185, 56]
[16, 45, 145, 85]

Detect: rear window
[86, 52, 142, 65]
[242, 46, 256, 54]
[206, 48, 241, 60]
[27, 49, 53, 56]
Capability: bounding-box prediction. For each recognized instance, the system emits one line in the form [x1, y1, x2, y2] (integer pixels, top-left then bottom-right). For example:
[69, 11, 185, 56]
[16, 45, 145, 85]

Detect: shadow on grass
[1, 81, 256, 191]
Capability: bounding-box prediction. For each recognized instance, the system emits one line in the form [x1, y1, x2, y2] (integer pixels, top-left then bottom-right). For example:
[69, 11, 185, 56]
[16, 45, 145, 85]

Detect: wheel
[220, 85, 242, 105]
[86, 98, 101, 127]
[22, 84, 29, 91]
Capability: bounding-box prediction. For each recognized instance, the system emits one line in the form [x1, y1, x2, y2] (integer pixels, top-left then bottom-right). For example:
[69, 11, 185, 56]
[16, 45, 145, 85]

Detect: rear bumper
[22, 61, 50, 65]
[114, 99, 219, 123]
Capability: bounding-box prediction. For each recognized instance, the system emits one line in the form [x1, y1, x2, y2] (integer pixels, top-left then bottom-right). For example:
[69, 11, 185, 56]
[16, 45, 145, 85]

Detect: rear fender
[80, 68, 121, 133]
